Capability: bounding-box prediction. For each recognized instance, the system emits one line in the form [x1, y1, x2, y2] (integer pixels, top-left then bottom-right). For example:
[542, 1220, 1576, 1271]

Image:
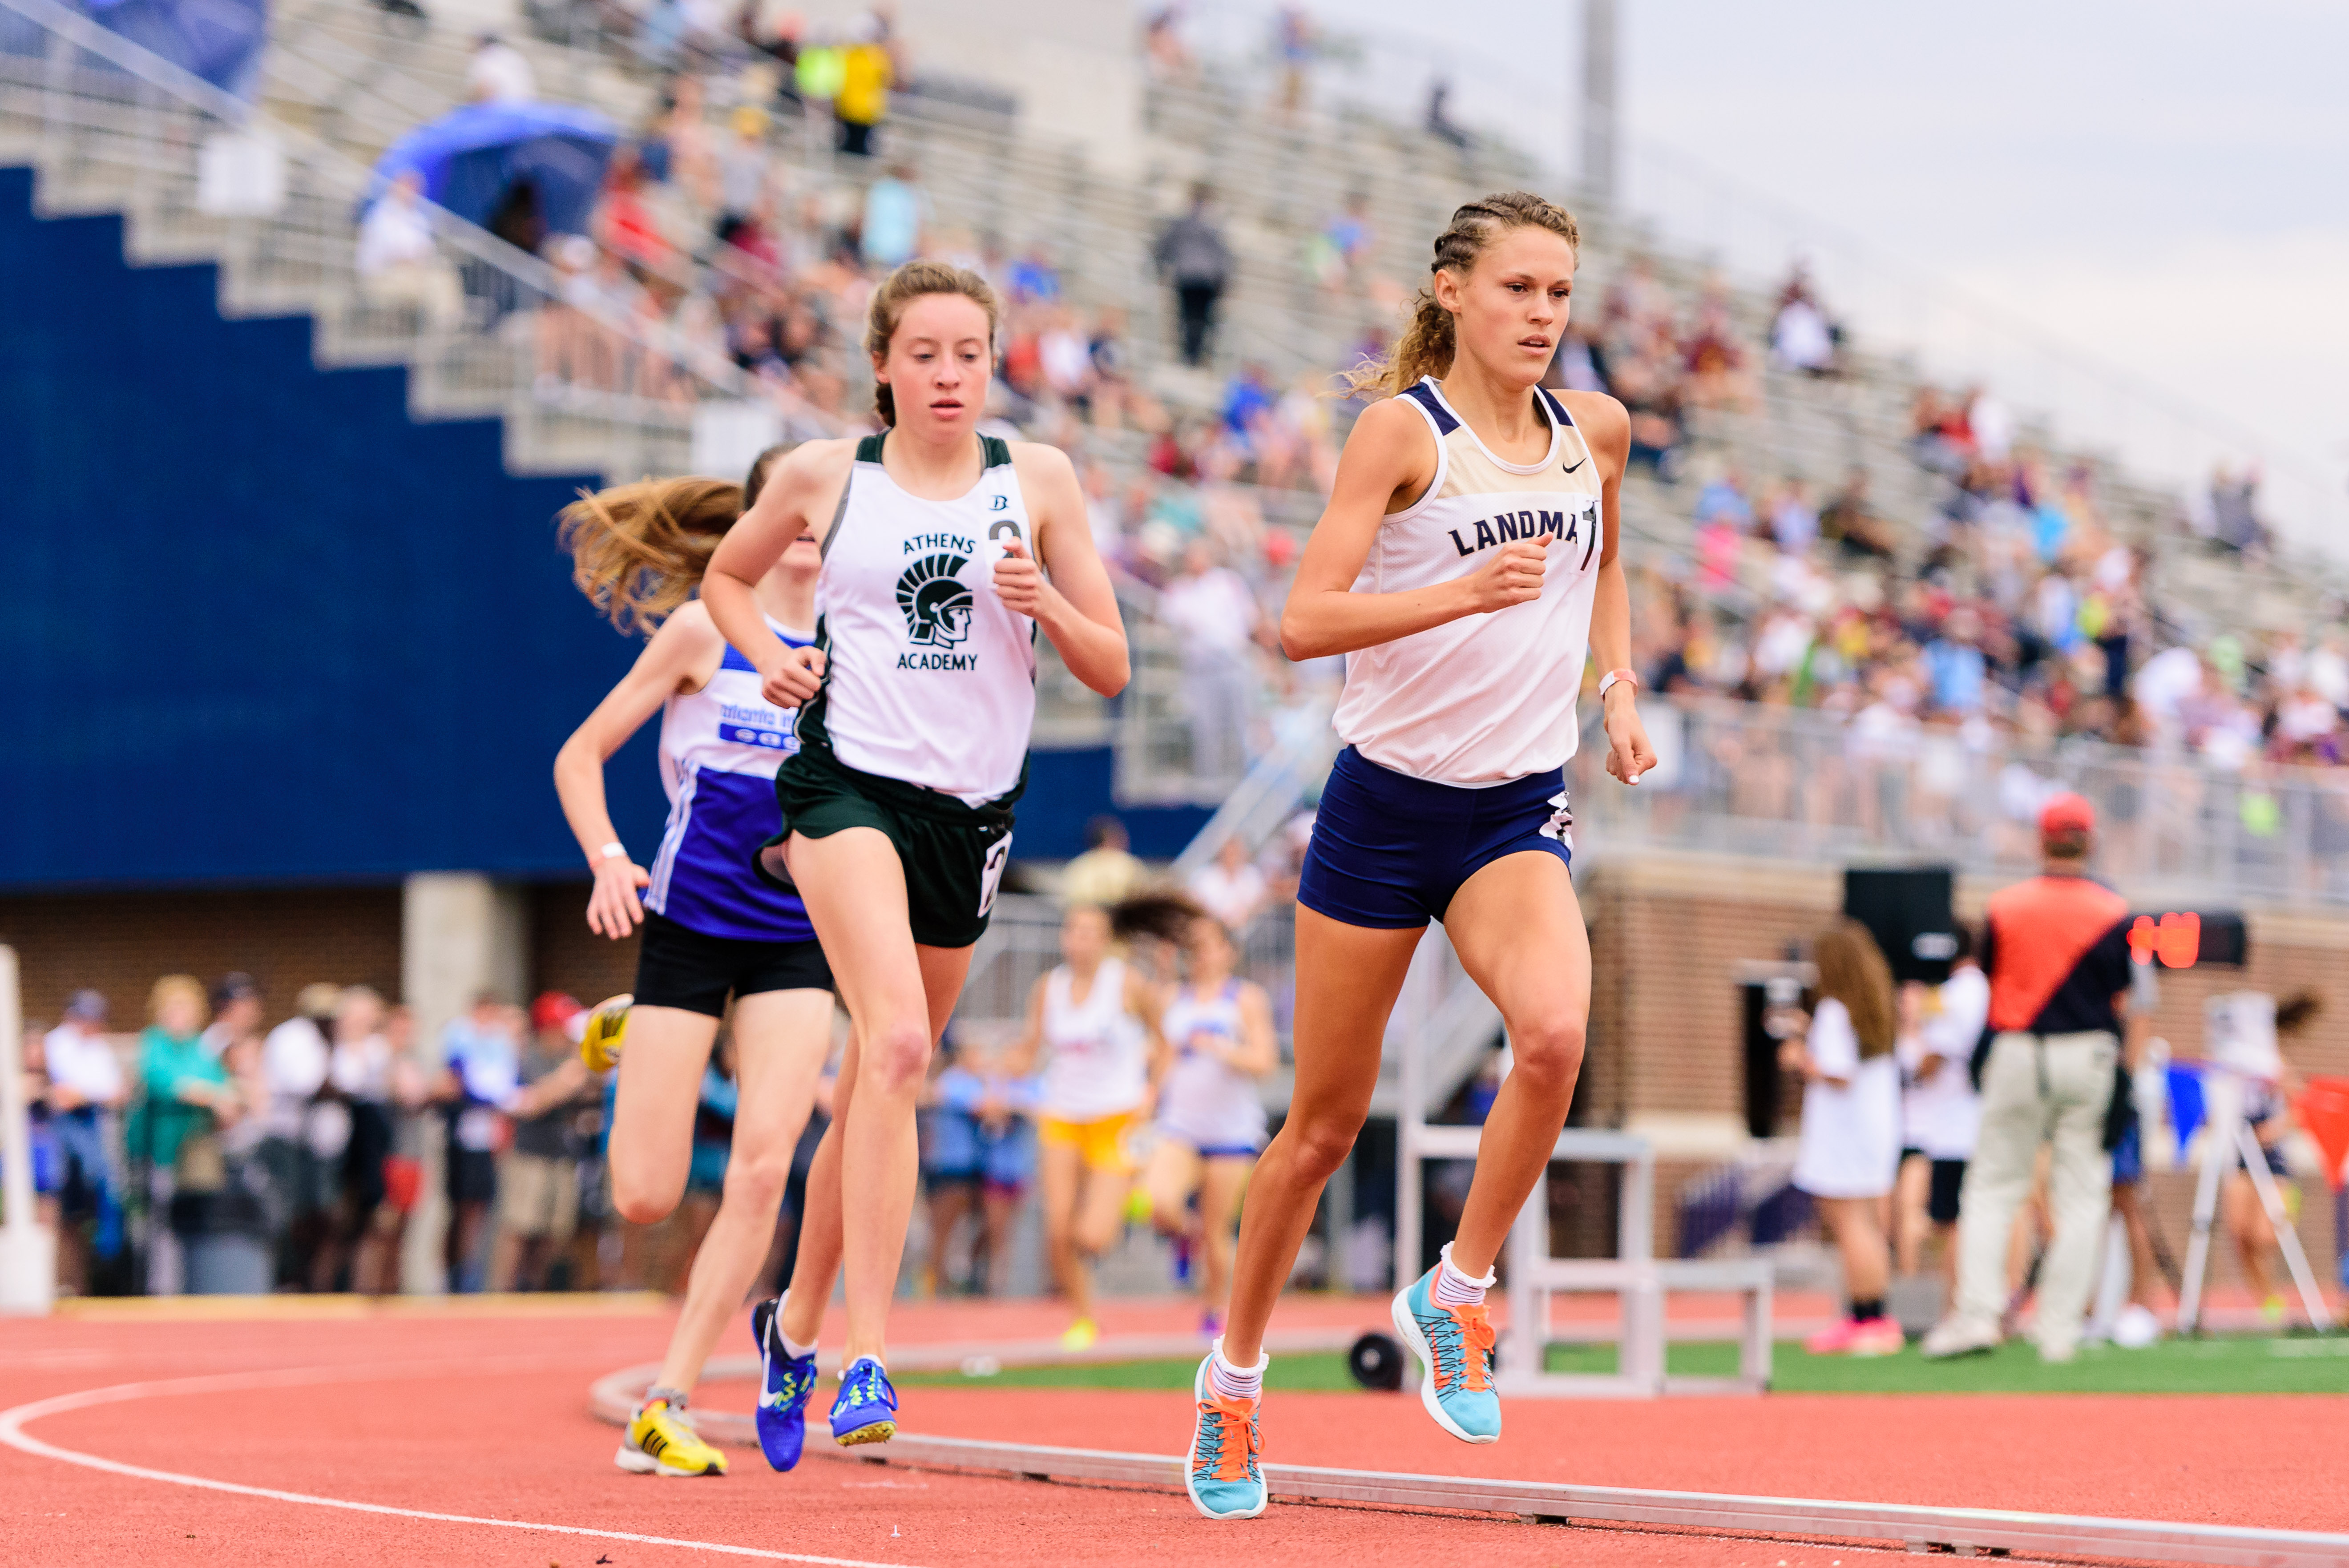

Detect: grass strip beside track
[890, 1334, 2349, 1395]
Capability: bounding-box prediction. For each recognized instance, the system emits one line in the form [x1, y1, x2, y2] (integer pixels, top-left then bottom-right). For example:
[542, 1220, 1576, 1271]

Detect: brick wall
[0, 887, 403, 1032]
[1580, 852, 2349, 1135]
[529, 880, 641, 1010]
[0, 882, 657, 1031]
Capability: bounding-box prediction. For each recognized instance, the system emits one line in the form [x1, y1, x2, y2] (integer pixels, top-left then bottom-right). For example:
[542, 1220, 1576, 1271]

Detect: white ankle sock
[1432, 1242, 1494, 1308]
[781, 1328, 816, 1360]
[1207, 1339, 1266, 1402]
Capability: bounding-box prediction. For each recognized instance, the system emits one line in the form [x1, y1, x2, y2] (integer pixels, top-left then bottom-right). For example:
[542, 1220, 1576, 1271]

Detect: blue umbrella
[78, 0, 268, 102]
[367, 101, 619, 240]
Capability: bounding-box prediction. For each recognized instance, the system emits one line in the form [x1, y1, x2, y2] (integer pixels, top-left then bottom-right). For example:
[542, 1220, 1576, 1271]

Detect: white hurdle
[1395, 1008, 1771, 1396]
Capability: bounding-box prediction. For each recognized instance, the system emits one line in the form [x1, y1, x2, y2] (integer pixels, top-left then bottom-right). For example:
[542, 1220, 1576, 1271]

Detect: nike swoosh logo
[759, 1389, 790, 1407]
[1562, 458, 1586, 474]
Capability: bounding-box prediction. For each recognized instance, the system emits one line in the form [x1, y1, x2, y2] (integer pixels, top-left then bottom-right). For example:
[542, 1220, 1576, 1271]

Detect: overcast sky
[1262, 0, 2349, 553]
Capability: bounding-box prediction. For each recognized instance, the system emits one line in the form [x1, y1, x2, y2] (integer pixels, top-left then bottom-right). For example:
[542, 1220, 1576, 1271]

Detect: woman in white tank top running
[1003, 901, 1166, 1350]
[702, 261, 1130, 1447]
[1182, 193, 1657, 1522]
[1142, 908, 1277, 1337]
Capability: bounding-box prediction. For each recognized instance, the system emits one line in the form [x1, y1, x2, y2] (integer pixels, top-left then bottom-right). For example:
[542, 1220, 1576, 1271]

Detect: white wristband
[597, 842, 626, 862]
[1598, 668, 1639, 701]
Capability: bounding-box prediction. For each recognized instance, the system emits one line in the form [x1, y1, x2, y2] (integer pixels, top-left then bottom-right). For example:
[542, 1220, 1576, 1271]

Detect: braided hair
[1343, 190, 1579, 399]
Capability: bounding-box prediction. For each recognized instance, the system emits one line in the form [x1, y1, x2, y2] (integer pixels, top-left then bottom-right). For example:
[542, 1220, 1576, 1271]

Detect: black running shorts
[758, 739, 1019, 951]
[632, 911, 834, 1018]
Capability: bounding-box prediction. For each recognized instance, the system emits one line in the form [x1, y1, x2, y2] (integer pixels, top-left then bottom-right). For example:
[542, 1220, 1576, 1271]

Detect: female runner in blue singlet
[552, 447, 838, 1478]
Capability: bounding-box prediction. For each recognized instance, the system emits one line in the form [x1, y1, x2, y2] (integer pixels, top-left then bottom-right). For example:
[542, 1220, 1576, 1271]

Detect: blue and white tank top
[645, 614, 817, 943]
[1332, 377, 1606, 786]
[800, 432, 1037, 805]
[1157, 980, 1267, 1152]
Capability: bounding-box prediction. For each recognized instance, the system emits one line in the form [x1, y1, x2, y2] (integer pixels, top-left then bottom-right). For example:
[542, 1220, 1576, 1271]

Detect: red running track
[2, 1299, 2339, 1568]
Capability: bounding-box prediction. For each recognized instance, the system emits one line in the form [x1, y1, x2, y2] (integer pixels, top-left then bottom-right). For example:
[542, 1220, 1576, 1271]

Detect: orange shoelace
[1433, 1303, 1497, 1393]
[1198, 1391, 1260, 1483]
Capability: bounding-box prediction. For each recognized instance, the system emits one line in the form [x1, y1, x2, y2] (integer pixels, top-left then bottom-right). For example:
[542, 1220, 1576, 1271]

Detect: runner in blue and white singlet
[553, 451, 842, 1483]
[644, 613, 818, 943]
[1142, 909, 1279, 1338]
[1156, 980, 1268, 1158]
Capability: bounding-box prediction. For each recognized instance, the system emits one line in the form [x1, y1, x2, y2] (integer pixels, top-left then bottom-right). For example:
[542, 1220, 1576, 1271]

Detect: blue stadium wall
[0, 167, 1199, 892]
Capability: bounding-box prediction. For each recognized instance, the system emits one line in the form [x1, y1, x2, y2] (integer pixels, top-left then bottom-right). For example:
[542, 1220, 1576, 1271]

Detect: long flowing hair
[1340, 189, 1579, 399]
[557, 445, 787, 634]
[1813, 918, 1897, 1059]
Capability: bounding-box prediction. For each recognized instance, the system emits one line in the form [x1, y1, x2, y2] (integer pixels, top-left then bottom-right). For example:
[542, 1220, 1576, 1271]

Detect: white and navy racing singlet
[1332, 376, 1606, 786]
[1037, 957, 1150, 1122]
[1156, 980, 1267, 1154]
[644, 615, 818, 943]
[803, 432, 1036, 805]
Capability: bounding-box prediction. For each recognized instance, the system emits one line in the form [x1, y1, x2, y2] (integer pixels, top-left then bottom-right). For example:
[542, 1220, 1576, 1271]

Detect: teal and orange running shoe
[828, 1355, 897, 1447]
[751, 1296, 818, 1471]
[1391, 1266, 1501, 1444]
[1183, 1345, 1266, 1520]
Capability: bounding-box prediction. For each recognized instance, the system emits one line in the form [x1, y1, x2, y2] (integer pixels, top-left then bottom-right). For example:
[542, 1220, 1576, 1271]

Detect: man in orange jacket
[1922, 793, 2136, 1364]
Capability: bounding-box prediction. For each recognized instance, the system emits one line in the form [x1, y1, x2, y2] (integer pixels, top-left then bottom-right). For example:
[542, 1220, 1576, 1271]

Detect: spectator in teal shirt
[128, 974, 238, 1293]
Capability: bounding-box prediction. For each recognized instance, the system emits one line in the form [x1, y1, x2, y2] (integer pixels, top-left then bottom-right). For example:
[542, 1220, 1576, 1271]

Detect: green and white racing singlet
[800, 432, 1037, 805]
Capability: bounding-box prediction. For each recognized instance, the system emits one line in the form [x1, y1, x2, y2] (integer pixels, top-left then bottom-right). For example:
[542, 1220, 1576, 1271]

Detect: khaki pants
[1952, 1029, 2117, 1358]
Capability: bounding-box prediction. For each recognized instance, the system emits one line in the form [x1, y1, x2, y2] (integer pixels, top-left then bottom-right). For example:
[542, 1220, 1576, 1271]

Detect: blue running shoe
[828, 1355, 898, 1447]
[1391, 1266, 1501, 1444]
[751, 1297, 818, 1471]
[1183, 1344, 1266, 1520]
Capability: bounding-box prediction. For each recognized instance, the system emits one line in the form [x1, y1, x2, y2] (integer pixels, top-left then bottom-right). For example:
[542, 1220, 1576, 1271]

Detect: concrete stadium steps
[36, 1, 2342, 643]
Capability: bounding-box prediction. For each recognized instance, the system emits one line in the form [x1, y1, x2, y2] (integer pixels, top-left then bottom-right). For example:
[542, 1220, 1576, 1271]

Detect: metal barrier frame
[1398, 1016, 1773, 1400]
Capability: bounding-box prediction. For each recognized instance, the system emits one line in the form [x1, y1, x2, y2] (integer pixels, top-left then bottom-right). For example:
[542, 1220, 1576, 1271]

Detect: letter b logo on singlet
[896, 552, 975, 647]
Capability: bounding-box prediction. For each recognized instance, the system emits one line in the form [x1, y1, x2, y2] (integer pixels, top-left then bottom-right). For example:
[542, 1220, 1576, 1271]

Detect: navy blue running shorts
[1296, 745, 1573, 930]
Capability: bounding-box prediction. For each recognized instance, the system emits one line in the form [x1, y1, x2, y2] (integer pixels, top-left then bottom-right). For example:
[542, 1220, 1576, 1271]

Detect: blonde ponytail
[1342, 190, 1580, 399]
[559, 477, 741, 634]
[560, 445, 790, 634]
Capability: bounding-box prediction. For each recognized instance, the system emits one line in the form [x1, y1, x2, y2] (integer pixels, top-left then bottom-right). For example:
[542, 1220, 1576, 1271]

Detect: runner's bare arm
[553, 606, 725, 939]
[1563, 392, 1656, 786]
[1280, 397, 1544, 660]
[704, 439, 854, 708]
[1001, 444, 1129, 696]
[1224, 982, 1280, 1079]
[997, 972, 1052, 1078]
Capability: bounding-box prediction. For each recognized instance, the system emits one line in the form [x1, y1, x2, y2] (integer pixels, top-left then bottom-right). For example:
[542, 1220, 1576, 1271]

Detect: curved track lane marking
[0, 1361, 918, 1568]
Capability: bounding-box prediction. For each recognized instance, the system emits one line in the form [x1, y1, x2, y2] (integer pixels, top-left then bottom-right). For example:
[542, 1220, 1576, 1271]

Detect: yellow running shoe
[581, 993, 633, 1073]
[615, 1396, 726, 1477]
[1061, 1317, 1099, 1352]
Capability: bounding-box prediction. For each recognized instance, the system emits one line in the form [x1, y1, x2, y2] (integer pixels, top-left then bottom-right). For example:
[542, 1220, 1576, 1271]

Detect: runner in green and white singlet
[702, 259, 1130, 1451]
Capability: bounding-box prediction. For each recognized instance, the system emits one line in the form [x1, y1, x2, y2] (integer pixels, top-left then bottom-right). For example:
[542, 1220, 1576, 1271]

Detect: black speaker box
[1843, 866, 1957, 985]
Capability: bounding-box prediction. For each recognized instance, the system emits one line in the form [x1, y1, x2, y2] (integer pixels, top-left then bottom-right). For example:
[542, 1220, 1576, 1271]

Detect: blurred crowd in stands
[347, 3, 2343, 798]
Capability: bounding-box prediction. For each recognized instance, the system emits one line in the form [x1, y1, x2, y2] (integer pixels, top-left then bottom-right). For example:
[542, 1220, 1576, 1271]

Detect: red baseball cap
[2038, 792, 2096, 840]
[531, 991, 585, 1033]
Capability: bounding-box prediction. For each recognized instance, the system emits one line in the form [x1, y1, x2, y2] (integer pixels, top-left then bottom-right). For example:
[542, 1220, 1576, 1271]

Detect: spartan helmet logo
[896, 552, 975, 648]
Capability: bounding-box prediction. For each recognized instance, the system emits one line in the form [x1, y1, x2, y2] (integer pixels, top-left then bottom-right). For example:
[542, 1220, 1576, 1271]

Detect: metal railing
[1568, 696, 2349, 908]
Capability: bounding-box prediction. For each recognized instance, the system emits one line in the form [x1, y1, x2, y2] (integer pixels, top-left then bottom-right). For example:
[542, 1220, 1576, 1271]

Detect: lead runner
[1180, 191, 1657, 1520]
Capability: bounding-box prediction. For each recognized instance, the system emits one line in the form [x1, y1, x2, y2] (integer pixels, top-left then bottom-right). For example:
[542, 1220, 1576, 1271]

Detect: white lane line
[0, 1361, 920, 1568]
